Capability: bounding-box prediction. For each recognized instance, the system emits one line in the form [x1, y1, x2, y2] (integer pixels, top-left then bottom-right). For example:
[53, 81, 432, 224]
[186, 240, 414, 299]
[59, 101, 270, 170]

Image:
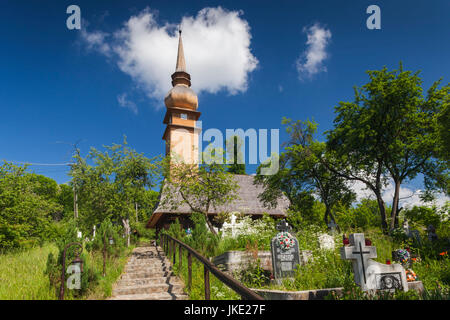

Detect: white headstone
[318, 233, 335, 250]
[341, 233, 408, 292]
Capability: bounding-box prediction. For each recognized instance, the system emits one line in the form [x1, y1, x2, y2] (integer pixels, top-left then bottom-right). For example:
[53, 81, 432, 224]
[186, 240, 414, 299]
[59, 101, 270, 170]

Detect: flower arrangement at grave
[405, 269, 418, 282]
[393, 249, 410, 265]
[276, 231, 295, 251]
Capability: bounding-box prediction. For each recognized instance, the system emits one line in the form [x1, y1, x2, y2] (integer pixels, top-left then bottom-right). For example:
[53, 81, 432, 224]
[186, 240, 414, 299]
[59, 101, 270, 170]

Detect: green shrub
[236, 259, 270, 288]
[44, 219, 98, 299]
[183, 213, 219, 257]
[85, 218, 126, 258]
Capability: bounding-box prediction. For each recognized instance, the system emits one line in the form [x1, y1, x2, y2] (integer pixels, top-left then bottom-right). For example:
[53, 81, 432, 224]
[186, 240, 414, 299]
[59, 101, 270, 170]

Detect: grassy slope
[0, 244, 58, 300]
[0, 243, 134, 300]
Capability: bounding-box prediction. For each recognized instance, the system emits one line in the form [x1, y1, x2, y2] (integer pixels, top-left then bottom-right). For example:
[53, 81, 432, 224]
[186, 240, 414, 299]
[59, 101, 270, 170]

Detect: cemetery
[0, 2, 449, 303]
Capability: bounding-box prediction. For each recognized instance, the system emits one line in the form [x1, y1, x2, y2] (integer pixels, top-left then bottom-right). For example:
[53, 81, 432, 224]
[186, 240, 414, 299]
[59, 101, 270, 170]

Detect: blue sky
[0, 0, 449, 206]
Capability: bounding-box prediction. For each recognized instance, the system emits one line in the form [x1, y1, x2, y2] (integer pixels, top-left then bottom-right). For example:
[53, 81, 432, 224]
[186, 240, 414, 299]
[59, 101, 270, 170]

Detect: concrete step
[116, 276, 183, 287]
[124, 264, 172, 273]
[113, 283, 185, 296]
[109, 292, 189, 300]
[120, 270, 175, 279]
[109, 245, 188, 301]
[125, 260, 172, 268]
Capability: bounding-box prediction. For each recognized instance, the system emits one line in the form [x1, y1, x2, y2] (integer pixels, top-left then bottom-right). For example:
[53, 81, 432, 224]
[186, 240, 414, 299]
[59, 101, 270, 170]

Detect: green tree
[255, 118, 355, 230]
[57, 184, 74, 220]
[69, 138, 160, 246]
[159, 147, 239, 235]
[226, 135, 246, 175]
[326, 63, 449, 232]
[0, 162, 62, 250]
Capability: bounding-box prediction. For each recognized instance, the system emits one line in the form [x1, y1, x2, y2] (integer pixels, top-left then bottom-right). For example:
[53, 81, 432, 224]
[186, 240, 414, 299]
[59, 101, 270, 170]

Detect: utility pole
[73, 184, 78, 219]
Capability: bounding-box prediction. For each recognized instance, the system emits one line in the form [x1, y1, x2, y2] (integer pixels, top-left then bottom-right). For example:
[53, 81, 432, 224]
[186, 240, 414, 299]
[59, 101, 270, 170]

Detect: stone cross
[340, 233, 377, 286]
[341, 233, 408, 292]
[276, 219, 291, 232]
[327, 220, 338, 234]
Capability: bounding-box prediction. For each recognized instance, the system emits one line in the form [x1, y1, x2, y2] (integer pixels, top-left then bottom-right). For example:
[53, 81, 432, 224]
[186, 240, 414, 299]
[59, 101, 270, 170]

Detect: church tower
[162, 30, 201, 164]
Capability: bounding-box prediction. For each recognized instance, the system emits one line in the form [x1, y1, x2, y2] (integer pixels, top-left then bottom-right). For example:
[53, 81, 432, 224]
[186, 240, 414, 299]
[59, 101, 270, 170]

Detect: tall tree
[159, 147, 239, 235]
[255, 118, 355, 230]
[326, 63, 449, 231]
[69, 138, 159, 245]
[0, 162, 62, 250]
[226, 135, 246, 175]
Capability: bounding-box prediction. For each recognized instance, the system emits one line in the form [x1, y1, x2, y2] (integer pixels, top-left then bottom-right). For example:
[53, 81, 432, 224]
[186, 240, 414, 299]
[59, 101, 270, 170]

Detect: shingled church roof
[147, 174, 289, 228]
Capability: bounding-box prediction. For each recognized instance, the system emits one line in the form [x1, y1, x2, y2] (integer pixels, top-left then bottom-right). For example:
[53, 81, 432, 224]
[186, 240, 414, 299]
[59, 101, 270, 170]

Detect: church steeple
[162, 29, 201, 164]
[171, 29, 191, 87]
[175, 30, 186, 72]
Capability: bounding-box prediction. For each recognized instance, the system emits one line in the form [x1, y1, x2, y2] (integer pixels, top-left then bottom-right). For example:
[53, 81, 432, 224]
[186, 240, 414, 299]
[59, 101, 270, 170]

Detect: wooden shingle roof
[147, 174, 289, 228]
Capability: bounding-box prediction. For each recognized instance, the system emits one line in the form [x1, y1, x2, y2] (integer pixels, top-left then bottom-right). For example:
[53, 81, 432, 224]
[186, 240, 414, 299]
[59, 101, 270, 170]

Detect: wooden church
[146, 31, 289, 232]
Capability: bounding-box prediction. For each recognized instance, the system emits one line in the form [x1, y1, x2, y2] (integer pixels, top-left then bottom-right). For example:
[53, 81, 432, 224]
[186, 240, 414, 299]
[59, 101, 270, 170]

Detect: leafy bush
[404, 204, 448, 229]
[44, 219, 98, 298]
[0, 163, 70, 251]
[236, 259, 270, 288]
[131, 221, 155, 243]
[180, 213, 219, 257]
[85, 218, 126, 258]
[217, 214, 277, 254]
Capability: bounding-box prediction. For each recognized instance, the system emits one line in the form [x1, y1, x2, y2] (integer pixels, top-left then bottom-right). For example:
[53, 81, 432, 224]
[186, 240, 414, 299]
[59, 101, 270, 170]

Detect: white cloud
[117, 93, 138, 114]
[80, 28, 112, 57]
[80, 7, 258, 110]
[349, 180, 376, 202]
[382, 182, 449, 210]
[296, 23, 332, 79]
[348, 179, 449, 210]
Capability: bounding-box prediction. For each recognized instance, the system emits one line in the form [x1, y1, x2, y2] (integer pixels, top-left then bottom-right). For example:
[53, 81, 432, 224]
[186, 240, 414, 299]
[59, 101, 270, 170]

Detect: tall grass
[84, 246, 134, 300]
[0, 243, 134, 300]
[171, 248, 240, 300]
[0, 244, 58, 300]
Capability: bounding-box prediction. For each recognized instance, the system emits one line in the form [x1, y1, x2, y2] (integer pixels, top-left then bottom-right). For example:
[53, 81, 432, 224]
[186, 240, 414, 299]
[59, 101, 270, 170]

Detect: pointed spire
[171, 28, 191, 87]
[175, 29, 186, 72]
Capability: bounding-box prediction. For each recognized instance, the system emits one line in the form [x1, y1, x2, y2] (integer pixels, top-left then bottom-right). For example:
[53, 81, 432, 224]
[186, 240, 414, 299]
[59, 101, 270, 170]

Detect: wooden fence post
[204, 266, 210, 300]
[179, 245, 182, 269]
[187, 252, 192, 290]
[173, 240, 176, 265]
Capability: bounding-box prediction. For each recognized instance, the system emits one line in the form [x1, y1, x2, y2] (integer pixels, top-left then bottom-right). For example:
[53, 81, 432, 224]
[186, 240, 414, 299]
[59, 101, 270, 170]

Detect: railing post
[187, 252, 192, 290]
[163, 235, 166, 253]
[204, 266, 210, 300]
[179, 245, 182, 269]
[166, 236, 169, 255]
[173, 240, 176, 265]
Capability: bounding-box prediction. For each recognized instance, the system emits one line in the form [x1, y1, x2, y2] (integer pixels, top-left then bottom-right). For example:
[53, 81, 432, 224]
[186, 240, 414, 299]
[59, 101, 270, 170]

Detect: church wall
[169, 127, 198, 164]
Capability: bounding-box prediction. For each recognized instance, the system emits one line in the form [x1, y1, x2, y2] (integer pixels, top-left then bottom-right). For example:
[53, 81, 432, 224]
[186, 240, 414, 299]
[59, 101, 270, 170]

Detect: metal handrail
[160, 233, 264, 300]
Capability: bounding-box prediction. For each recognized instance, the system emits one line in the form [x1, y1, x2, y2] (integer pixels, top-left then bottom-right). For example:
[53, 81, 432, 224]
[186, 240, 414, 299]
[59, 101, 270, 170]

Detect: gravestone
[327, 220, 338, 234]
[427, 225, 438, 242]
[403, 220, 422, 245]
[271, 220, 300, 282]
[318, 233, 335, 251]
[341, 233, 408, 292]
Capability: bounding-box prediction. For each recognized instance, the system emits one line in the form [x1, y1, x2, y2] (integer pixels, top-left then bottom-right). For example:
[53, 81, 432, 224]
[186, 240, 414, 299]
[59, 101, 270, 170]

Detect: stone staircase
[109, 243, 188, 300]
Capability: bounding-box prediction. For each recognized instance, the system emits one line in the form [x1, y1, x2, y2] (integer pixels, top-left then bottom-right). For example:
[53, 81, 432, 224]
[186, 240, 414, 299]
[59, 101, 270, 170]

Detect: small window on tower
[180, 113, 188, 120]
